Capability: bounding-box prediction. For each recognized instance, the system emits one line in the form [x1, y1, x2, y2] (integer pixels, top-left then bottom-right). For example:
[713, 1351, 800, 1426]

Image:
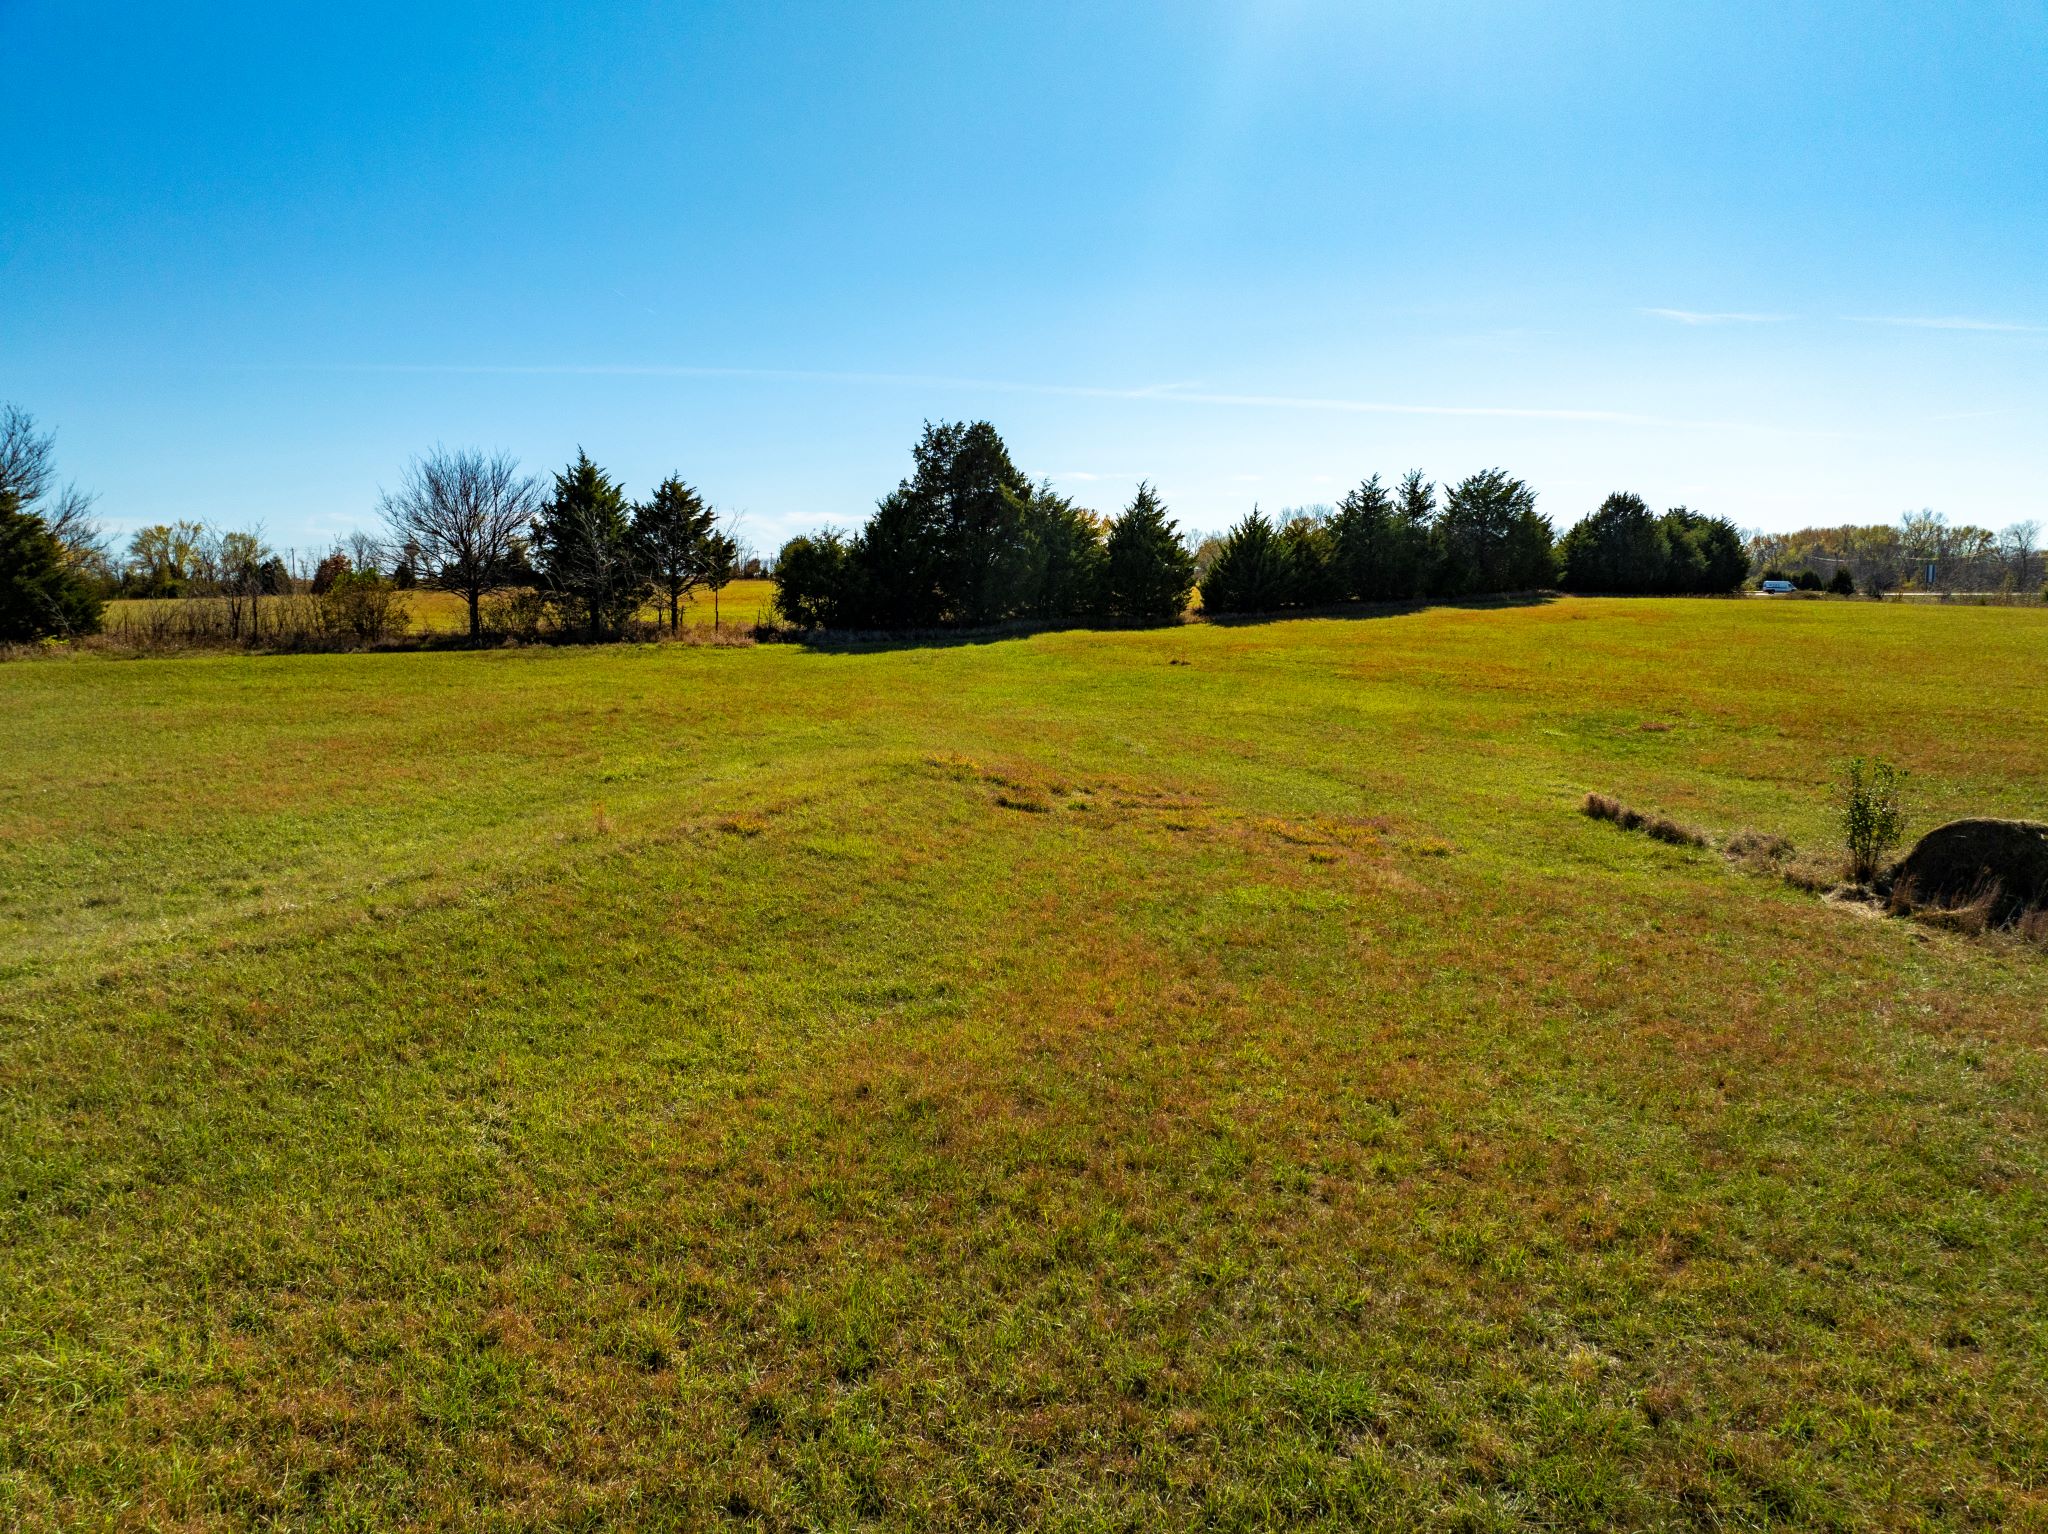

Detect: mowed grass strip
[2, 597, 2046, 1530]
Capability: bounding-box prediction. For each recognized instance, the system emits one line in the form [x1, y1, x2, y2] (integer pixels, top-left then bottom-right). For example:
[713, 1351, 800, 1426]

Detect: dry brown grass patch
[1719, 828, 1843, 892]
[1721, 829, 1793, 870]
[1778, 851, 1846, 893]
[1581, 792, 1707, 849]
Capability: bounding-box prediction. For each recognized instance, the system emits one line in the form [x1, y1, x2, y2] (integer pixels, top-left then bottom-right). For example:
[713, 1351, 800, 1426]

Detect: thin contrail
[235, 360, 1808, 433]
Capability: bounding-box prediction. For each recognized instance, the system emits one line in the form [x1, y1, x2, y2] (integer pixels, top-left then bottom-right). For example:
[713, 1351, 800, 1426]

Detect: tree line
[1747, 511, 2042, 597]
[771, 422, 1754, 630]
[0, 411, 762, 645]
[241, 447, 753, 642]
[773, 422, 1197, 628]
[373, 446, 749, 641]
[7, 397, 2041, 648]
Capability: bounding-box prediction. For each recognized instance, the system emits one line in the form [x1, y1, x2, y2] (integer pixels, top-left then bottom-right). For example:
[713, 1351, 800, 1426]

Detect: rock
[1889, 819, 2048, 926]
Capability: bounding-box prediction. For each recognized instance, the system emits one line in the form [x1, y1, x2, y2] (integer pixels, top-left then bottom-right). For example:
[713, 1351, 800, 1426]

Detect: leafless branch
[378, 446, 540, 640]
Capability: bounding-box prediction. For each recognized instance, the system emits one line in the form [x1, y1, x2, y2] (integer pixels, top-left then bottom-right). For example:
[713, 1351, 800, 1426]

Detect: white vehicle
[1760, 579, 1796, 594]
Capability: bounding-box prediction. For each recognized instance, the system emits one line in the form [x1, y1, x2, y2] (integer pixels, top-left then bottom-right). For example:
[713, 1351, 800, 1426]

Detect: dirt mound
[1889, 819, 2048, 927]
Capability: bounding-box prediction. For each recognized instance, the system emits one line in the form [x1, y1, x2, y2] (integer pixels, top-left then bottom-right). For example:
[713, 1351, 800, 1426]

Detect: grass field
[102, 579, 784, 638]
[393, 582, 784, 635]
[4, 597, 2046, 1530]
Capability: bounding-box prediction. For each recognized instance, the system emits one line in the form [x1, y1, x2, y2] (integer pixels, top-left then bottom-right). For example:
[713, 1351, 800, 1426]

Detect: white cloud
[1642, 308, 1789, 325]
[1851, 315, 2043, 333]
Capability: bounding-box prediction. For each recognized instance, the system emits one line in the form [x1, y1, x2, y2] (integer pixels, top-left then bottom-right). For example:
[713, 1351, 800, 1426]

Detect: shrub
[773, 532, 857, 628]
[1827, 567, 1856, 595]
[1840, 757, 1907, 882]
[316, 569, 405, 642]
[480, 587, 554, 641]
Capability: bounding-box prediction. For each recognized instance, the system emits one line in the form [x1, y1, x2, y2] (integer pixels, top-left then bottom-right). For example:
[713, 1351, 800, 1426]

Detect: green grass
[3, 596, 2046, 1530]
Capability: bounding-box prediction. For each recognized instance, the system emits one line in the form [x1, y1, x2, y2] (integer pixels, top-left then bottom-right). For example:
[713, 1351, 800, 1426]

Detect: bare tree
[378, 447, 539, 641]
[343, 528, 388, 576]
[0, 404, 56, 508]
[0, 403, 105, 569]
[191, 525, 272, 641]
[2000, 520, 2041, 591]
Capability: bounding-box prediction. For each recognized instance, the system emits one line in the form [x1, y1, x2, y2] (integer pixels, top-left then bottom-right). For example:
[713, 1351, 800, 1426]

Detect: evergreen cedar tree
[0, 487, 104, 641]
[1102, 482, 1198, 621]
[633, 476, 716, 633]
[532, 451, 644, 639]
[1557, 492, 1748, 594]
[770, 422, 1196, 630]
[1327, 473, 1432, 603]
[532, 455, 733, 636]
[1199, 510, 1296, 614]
[1431, 469, 1557, 596]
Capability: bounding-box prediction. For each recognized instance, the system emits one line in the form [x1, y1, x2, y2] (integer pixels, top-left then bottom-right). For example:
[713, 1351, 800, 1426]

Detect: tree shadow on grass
[775, 590, 1562, 654]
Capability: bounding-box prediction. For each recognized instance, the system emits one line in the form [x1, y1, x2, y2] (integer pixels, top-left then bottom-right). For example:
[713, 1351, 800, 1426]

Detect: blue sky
[3, 0, 2043, 557]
